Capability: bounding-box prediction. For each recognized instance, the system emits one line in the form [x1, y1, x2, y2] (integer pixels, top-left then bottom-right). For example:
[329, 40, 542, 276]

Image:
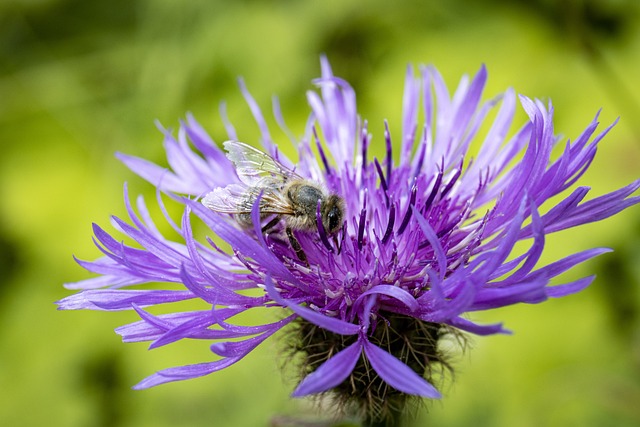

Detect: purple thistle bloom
[58, 58, 639, 422]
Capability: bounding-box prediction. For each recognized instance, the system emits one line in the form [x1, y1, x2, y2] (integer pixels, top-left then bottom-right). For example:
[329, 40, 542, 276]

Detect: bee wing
[202, 183, 296, 215]
[202, 184, 248, 213]
[224, 141, 302, 187]
[257, 188, 297, 215]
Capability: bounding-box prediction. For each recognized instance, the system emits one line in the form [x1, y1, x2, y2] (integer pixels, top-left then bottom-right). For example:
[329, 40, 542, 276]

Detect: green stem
[363, 409, 403, 427]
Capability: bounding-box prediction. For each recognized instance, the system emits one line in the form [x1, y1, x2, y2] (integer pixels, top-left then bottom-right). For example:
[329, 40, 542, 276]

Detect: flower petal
[133, 358, 240, 389]
[363, 340, 441, 398]
[56, 290, 195, 311]
[356, 285, 419, 313]
[264, 275, 359, 336]
[292, 340, 363, 397]
[448, 317, 511, 335]
[546, 275, 595, 298]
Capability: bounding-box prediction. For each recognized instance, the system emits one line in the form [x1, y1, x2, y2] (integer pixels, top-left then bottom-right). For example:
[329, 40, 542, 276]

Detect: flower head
[58, 58, 640, 422]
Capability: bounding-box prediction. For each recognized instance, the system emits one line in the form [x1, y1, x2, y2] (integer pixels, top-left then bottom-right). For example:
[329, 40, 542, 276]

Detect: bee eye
[327, 207, 342, 232]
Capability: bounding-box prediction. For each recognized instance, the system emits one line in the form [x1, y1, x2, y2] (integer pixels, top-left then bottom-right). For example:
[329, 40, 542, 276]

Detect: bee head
[321, 194, 345, 235]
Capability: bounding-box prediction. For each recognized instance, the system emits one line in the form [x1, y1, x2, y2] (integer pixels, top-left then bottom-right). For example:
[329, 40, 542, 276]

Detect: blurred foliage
[1, 0, 639, 426]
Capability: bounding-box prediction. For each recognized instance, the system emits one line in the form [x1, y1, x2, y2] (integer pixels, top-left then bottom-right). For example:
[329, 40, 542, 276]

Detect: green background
[1, 1, 639, 426]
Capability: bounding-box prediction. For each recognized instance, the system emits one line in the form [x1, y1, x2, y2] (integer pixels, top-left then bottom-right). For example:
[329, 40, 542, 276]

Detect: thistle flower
[58, 58, 640, 424]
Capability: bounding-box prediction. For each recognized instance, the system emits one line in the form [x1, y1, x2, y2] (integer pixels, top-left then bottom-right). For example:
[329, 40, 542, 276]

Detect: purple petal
[291, 340, 363, 397]
[546, 275, 595, 298]
[264, 275, 359, 335]
[412, 206, 448, 280]
[450, 64, 487, 146]
[355, 285, 419, 313]
[528, 248, 612, 281]
[148, 308, 225, 349]
[133, 313, 283, 389]
[133, 358, 241, 389]
[188, 200, 300, 285]
[210, 315, 293, 357]
[544, 180, 640, 233]
[184, 113, 229, 166]
[64, 275, 138, 290]
[56, 290, 195, 311]
[180, 210, 263, 305]
[448, 316, 511, 335]
[363, 340, 441, 398]
[468, 278, 548, 311]
[238, 78, 275, 156]
[116, 310, 220, 343]
[401, 64, 419, 164]
[116, 153, 191, 194]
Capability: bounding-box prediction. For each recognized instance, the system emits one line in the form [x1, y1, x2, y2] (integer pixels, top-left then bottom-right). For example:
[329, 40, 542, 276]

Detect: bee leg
[333, 235, 341, 255]
[286, 227, 309, 266]
[261, 216, 281, 233]
[335, 222, 346, 255]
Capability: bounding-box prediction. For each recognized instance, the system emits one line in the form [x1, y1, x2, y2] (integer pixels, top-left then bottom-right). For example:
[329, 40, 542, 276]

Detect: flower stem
[363, 409, 403, 427]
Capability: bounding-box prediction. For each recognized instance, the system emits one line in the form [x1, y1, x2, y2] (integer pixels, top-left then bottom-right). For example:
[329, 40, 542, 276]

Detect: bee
[202, 141, 345, 263]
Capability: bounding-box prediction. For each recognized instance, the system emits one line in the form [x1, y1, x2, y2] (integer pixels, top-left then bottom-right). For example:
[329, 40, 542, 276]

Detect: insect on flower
[57, 57, 640, 425]
[202, 141, 346, 263]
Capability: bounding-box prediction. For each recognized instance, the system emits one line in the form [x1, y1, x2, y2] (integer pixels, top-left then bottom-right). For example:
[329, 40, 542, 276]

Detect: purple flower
[58, 58, 640, 421]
